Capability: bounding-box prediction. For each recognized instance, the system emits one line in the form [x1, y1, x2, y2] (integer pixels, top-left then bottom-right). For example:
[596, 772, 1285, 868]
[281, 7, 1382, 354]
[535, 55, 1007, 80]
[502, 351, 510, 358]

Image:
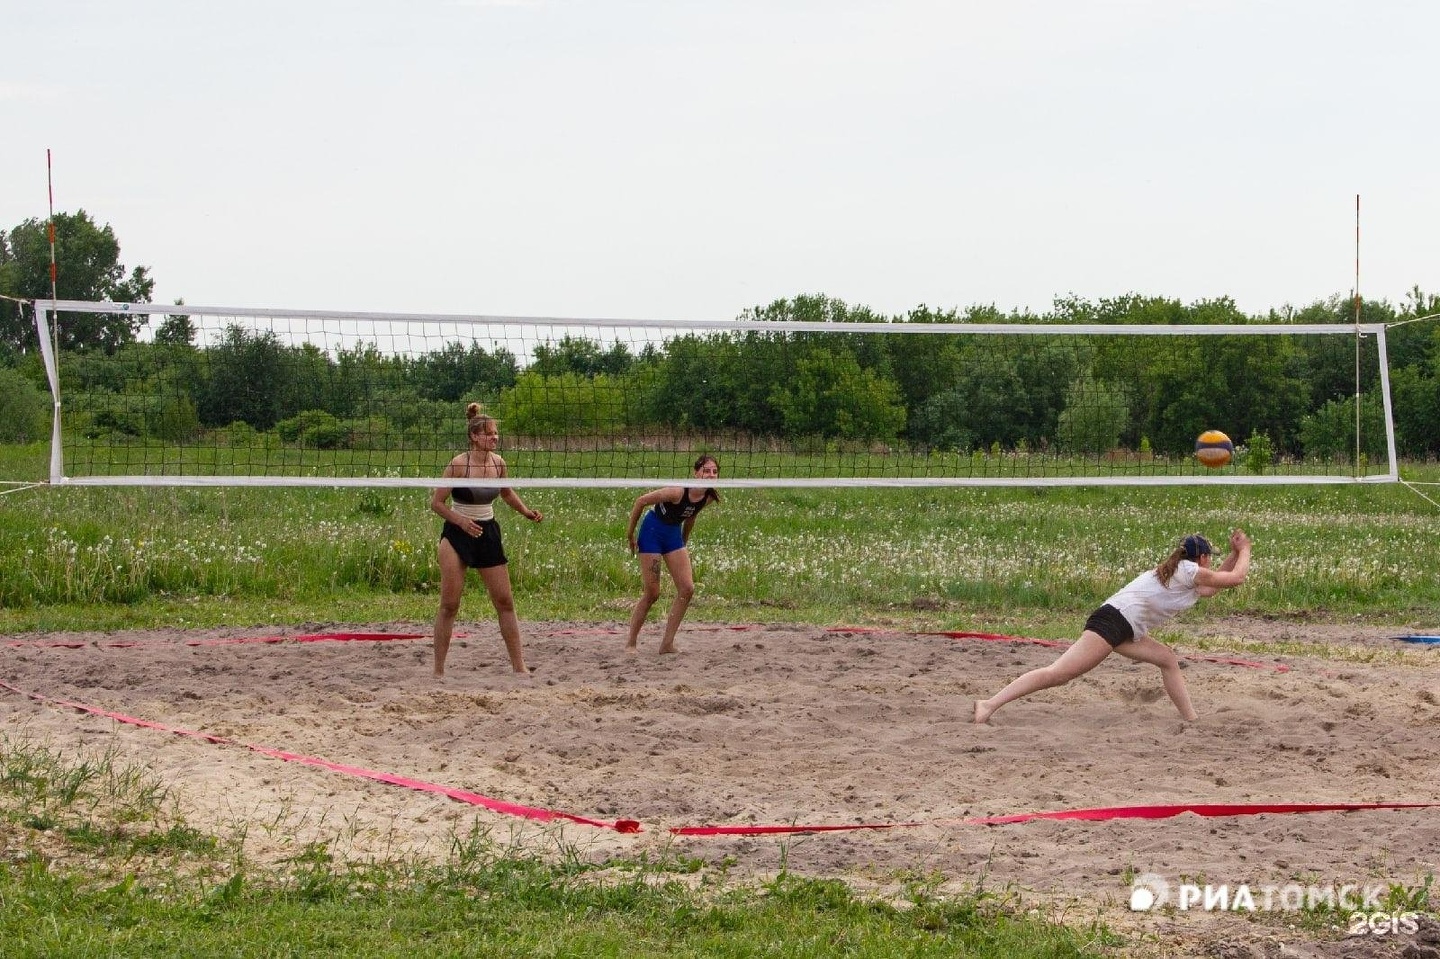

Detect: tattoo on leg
[649, 559, 661, 574]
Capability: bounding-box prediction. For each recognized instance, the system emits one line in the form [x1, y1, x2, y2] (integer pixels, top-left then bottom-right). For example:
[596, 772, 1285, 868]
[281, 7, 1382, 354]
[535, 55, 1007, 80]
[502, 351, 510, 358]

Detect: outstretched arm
[1195, 528, 1251, 594]
[1215, 528, 1247, 572]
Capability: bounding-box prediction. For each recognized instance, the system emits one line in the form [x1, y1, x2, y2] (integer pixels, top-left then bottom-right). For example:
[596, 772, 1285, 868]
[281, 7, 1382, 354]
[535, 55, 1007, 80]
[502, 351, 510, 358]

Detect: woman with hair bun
[624, 455, 721, 654]
[430, 402, 543, 677]
[973, 529, 1251, 723]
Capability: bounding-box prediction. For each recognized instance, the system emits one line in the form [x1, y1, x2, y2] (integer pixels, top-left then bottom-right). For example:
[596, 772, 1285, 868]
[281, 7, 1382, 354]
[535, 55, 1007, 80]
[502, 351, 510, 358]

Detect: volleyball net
[30, 300, 1399, 489]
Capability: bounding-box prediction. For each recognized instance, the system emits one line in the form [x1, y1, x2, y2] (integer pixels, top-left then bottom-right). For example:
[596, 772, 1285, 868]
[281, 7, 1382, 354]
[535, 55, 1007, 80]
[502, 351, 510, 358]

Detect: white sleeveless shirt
[1106, 560, 1202, 638]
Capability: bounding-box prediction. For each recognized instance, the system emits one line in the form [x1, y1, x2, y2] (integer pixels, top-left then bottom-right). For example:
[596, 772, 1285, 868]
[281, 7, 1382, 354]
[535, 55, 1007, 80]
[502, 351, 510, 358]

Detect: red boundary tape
[831, 626, 1291, 673]
[671, 802, 1440, 836]
[2, 626, 1397, 836]
[6, 625, 1291, 674]
[0, 680, 640, 834]
[6, 632, 428, 650]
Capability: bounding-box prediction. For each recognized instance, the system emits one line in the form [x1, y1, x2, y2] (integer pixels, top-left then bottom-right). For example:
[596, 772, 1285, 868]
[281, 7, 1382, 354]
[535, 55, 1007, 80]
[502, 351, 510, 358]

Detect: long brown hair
[693, 454, 721, 502]
[1154, 547, 1189, 587]
[1155, 534, 1211, 586]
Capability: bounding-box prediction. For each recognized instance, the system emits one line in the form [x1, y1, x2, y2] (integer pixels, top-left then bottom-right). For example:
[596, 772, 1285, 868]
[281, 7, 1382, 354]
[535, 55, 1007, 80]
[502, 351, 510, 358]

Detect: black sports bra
[452, 452, 502, 504]
[452, 485, 500, 505]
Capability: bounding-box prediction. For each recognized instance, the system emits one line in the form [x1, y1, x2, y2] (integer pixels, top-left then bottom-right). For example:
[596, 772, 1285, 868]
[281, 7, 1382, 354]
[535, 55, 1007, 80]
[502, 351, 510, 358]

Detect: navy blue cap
[1181, 534, 1213, 560]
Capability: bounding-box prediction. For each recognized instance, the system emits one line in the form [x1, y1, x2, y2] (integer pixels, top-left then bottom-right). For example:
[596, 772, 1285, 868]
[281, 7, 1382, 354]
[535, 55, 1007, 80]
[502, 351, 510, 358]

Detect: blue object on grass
[1395, 635, 1440, 644]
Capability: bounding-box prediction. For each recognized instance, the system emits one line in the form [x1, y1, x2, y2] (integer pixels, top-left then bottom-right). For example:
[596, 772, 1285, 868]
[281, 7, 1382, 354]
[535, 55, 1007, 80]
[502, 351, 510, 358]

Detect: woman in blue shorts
[624, 455, 720, 654]
[430, 402, 543, 678]
[973, 529, 1251, 724]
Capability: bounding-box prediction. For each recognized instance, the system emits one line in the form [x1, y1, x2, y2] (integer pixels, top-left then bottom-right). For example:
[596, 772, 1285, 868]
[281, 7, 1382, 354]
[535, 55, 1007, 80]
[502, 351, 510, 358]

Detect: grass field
[0, 737, 1114, 958]
[1, 451, 1437, 633]
[3, 443, 1437, 957]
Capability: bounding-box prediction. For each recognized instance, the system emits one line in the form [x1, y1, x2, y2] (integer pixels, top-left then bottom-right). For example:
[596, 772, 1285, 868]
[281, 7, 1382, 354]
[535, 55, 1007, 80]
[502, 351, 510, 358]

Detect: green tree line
[3, 213, 1438, 459]
[0, 291, 1432, 462]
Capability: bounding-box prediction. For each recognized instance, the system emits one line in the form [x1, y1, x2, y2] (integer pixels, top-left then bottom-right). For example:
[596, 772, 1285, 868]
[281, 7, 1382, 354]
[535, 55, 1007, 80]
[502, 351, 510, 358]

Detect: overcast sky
[4, 0, 1436, 322]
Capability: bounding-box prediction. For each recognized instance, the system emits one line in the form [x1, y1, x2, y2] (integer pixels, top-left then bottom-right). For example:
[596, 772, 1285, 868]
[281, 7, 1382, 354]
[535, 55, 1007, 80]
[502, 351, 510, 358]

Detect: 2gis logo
[1348, 911, 1421, 937]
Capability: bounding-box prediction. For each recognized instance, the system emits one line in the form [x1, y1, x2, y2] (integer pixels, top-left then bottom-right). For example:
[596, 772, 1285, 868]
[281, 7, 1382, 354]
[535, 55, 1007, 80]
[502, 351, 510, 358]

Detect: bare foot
[624, 642, 638, 656]
[973, 699, 994, 724]
[658, 644, 679, 655]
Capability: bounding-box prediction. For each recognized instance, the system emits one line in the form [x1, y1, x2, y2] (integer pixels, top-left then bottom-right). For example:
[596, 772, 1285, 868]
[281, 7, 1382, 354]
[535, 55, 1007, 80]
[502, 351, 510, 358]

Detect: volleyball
[1194, 430, 1234, 468]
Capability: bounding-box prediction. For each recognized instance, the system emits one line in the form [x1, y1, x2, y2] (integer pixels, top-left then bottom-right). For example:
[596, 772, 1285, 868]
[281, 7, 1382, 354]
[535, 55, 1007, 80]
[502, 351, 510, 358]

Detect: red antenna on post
[1353, 194, 1361, 326]
[1352, 194, 1362, 475]
[46, 149, 59, 305]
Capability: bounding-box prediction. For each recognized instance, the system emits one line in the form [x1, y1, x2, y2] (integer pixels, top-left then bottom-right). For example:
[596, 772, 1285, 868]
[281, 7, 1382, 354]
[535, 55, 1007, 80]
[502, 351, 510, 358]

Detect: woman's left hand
[526, 509, 544, 523]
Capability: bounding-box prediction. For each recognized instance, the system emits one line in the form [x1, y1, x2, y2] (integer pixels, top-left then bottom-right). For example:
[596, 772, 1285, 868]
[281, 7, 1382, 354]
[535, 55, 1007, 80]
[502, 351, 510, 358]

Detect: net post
[32, 301, 65, 485]
[1374, 325, 1400, 480]
[1353, 193, 1363, 477]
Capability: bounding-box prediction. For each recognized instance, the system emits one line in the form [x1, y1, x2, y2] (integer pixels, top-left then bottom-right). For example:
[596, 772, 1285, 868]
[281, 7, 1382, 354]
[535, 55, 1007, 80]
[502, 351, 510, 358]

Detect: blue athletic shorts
[635, 510, 685, 555]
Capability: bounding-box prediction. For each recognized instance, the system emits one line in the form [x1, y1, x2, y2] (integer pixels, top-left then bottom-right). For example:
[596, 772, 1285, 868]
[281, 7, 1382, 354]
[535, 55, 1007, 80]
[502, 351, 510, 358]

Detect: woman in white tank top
[974, 529, 1251, 724]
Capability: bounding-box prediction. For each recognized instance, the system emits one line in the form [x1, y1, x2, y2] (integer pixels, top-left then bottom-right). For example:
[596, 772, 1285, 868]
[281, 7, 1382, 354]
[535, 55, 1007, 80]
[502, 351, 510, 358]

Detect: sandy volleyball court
[3, 616, 1438, 957]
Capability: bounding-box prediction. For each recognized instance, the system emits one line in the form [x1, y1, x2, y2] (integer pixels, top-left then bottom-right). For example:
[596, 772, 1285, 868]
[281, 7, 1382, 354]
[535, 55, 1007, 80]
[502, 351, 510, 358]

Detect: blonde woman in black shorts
[974, 529, 1251, 723]
[430, 403, 543, 677]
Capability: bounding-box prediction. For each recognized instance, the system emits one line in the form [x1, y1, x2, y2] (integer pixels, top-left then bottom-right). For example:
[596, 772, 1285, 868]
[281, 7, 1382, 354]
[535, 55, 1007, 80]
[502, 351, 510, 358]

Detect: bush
[343, 415, 396, 450]
[496, 371, 638, 436]
[1298, 392, 1388, 460]
[769, 350, 906, 441]
[215, 421, 259, 447]
[84, 396, 145, 438]
[276, 409, 347, 449]
[910, 389, 975, 452]
[1055, 374, 1130, 455]
[148, 394, 201, 442]
[0, 368, 51, 443]
[1244, 430, 1274, 474]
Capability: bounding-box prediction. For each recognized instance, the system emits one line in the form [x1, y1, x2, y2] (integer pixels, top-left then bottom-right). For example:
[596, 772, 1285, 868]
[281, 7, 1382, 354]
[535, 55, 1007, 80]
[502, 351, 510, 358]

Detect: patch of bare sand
[3, 616, 1438, 958]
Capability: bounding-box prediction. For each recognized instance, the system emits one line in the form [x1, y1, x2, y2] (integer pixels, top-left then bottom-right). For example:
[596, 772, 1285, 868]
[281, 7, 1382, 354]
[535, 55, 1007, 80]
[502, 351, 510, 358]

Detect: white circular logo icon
[1130, 886, 1157, 911]
[1130, 873, 1170, 912]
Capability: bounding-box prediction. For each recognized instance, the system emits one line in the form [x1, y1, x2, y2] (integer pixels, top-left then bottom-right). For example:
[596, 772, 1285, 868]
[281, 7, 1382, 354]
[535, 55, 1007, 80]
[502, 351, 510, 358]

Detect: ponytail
[1157, 533, 1213, 586]
[1154, 548, 1188, 587]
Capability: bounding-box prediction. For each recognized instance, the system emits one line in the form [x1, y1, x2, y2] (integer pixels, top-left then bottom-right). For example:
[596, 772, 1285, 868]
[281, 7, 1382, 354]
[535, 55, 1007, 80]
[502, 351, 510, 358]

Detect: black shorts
[1084, 603, 1135, 647]
[440, 519, 507, 570]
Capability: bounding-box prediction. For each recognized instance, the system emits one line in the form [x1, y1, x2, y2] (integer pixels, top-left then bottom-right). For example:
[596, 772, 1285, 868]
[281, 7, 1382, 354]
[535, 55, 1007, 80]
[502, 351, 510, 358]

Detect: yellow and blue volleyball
[1194, 430, 1234, 468]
